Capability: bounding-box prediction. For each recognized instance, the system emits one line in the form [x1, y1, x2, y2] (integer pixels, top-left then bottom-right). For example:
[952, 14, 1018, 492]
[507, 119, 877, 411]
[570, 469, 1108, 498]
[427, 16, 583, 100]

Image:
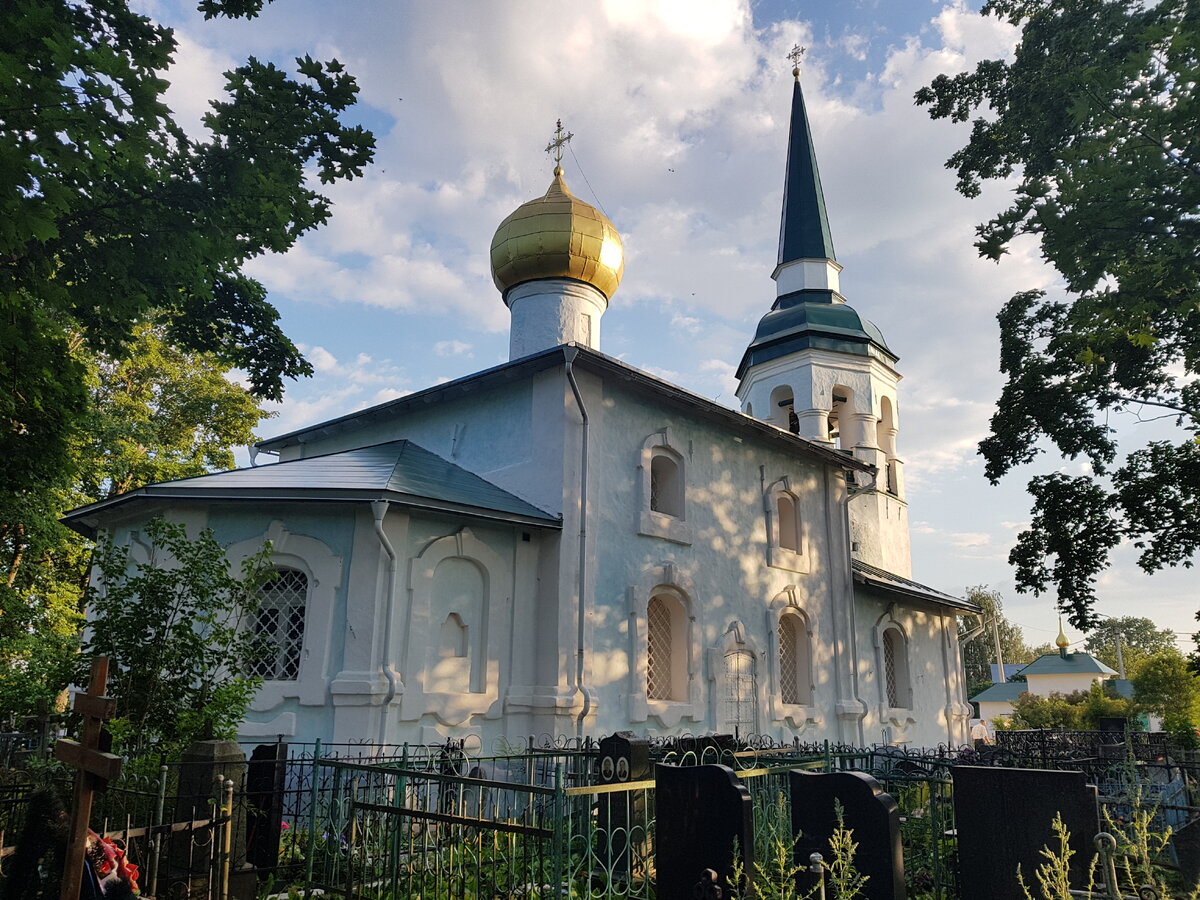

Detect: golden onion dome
[490, 168, 624, 301]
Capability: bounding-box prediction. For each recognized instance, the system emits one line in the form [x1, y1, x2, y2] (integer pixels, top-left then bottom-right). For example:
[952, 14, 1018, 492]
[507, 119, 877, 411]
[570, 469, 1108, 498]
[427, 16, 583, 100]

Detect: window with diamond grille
[778, 614, 812, 705]
[250, 569, 307, 681]
[883, 628, 909, 708]
[646, 595, 673, 700]
[724, 649, 757, 736]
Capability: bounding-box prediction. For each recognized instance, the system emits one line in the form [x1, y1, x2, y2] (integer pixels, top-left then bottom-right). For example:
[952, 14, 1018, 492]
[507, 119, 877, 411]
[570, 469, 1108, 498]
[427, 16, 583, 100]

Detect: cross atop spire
[545, 119, 573, 176]
[787, 43, 806, 79]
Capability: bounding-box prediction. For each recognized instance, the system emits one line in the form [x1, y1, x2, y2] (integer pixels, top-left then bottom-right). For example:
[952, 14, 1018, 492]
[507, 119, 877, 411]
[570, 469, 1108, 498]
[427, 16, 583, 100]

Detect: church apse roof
[852, 559, 978, 613]
[62, 440, 560, 538]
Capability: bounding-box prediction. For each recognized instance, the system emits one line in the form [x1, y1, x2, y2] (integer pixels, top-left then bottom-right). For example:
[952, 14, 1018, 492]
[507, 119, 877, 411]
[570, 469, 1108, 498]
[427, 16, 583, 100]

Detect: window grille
[724, 649, 757, 736]
[650, 466, 662, 512]
[884, 629, 899, 707]
[779, 618, 799, 705]
[251, 569, 307, 681]
[646, 596, 672, 700]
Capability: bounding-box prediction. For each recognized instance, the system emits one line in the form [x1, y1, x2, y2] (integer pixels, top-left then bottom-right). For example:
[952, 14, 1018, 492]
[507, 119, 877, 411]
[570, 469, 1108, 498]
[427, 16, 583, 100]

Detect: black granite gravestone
[597, 732, 652, 875]
[789, 770, 905, 900]
[655, 763, 753, 900]
[246, 742, 288, 868]
[953, 766, 1099, 900]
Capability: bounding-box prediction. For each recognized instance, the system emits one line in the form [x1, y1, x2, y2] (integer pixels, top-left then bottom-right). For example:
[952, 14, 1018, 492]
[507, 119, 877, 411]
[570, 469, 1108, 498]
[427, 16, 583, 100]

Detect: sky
[139, 0, 1195, 655]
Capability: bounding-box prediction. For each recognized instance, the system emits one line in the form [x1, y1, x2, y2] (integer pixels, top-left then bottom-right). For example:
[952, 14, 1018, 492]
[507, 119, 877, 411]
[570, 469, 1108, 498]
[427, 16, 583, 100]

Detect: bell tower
[735, 50, 910, 576]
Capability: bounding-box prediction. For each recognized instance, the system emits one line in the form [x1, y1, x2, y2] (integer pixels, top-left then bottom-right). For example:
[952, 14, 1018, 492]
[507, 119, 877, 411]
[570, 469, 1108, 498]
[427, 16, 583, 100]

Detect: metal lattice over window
[646, 595, 672, 700]
[779, 617, 799, 705]
[251, 569, 307, 681]
[884, 628, 900, 707]
[724, 649, 757, 736]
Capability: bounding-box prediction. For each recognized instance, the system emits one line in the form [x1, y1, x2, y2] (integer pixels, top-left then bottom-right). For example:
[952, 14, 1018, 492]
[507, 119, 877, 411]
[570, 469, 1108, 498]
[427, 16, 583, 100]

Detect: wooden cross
[55, 656, 123, 900]
[544, 118, 573, 174]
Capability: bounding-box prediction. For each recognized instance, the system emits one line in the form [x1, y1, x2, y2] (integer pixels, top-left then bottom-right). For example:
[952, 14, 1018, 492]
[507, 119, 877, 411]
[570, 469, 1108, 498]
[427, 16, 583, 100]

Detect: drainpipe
[842, 466, 879, 746]
[564, 349, 594, 740]
[372, 500, 401, 745]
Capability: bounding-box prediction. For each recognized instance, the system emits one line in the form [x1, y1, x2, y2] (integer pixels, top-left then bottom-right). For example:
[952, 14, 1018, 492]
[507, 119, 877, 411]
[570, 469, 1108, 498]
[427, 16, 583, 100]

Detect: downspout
[843, 467, 879, 746]
[372, 500, 401, 745]
[564, 349, 594, 740]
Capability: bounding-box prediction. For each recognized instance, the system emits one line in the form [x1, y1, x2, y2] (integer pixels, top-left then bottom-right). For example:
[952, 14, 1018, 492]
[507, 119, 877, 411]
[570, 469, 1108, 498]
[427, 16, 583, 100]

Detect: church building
[66, 63, 977, 749]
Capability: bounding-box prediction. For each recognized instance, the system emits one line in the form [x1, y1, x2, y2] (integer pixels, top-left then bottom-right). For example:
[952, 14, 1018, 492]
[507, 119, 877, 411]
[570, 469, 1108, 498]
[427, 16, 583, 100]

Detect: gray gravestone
[789, 770, 905, 900]
[655, 763, 753, 900]
[953, 766, 1099, 900]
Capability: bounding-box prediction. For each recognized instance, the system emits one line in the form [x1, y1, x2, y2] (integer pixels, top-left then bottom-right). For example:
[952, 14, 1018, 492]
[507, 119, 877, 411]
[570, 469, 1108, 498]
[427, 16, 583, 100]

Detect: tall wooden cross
[545, 118, 573, 174]
[55, 656, 124, 900]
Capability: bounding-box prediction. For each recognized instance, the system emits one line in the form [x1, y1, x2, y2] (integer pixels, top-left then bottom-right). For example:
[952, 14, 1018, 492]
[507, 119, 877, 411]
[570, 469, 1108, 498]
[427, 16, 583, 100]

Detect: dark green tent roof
[736, 298, 895, 380]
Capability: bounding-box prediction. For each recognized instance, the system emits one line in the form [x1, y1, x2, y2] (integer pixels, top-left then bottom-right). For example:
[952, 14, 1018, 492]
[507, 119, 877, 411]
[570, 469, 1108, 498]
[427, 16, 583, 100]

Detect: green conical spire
[778, 62, 836, 266]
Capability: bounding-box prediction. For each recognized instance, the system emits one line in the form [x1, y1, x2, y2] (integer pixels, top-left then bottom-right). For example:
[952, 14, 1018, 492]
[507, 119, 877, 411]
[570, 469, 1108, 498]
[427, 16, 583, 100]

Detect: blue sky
[142, 0, 1196, 652]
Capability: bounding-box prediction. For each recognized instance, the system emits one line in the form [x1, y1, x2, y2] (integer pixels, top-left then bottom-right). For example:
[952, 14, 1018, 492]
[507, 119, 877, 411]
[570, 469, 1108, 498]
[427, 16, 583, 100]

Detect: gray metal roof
[852, 560, 978, 613]
[63, 440, 560, 537]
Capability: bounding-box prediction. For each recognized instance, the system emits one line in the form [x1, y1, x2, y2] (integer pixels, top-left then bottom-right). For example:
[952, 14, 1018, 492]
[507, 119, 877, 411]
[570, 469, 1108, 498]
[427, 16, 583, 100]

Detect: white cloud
[434, 340, 473, 357]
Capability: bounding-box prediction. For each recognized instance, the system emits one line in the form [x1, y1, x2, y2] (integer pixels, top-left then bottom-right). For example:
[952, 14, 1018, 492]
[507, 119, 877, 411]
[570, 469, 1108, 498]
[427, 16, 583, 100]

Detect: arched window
[639, 430, 692, 544]
[883, 627, 911, 709]
[250, 568, 308, 681]
[724, 648, 758, 735]
[647, 593, 687, 701]
[650, 453, 683, 518]
[778, 613, 812, 706]
[777, 494, 800, 552]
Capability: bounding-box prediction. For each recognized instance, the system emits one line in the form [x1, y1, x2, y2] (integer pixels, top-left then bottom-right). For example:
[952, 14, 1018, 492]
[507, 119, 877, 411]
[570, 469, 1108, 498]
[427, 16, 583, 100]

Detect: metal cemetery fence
[3, 731, 1197, 899]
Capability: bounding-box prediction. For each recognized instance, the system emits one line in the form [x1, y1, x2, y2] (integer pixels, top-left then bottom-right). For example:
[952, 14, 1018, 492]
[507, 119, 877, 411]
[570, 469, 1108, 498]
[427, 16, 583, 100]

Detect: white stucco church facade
[67, 66, 977, 749]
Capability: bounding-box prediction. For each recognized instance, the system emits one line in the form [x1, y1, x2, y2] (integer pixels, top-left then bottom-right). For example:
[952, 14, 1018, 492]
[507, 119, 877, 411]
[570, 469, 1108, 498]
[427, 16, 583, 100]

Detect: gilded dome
[490, 170, 624, 301]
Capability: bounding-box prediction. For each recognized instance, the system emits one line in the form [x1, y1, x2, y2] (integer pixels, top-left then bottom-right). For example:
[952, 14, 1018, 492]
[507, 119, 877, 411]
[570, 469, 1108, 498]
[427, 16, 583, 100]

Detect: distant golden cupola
[492, 122, 624, 361]
[490, 168, 624, 302]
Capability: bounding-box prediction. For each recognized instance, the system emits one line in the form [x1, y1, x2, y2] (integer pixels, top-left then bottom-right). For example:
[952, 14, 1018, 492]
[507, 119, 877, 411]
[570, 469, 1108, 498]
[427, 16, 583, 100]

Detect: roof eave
[62, 486, 563, 540]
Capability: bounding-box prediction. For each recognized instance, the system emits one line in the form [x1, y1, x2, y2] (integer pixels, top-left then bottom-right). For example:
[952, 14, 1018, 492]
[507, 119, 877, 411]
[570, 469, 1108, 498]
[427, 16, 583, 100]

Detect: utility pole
[992, 617, 1005, 684]
[1114, 631, 1126, 679]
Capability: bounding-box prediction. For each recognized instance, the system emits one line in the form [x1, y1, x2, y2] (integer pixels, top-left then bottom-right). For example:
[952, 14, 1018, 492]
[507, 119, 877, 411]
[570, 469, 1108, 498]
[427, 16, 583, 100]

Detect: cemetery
[4, 717, 1200, 899]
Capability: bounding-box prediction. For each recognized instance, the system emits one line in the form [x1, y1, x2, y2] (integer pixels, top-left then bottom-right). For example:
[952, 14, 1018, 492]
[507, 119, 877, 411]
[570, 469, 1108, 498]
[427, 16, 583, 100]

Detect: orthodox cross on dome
[788, 44, 806, 78]
[545, 118, 573, 175]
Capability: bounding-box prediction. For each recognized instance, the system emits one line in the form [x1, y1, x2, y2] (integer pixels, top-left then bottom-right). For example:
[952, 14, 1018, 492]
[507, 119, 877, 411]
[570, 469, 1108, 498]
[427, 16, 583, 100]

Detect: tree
[960, 586, 1036, 698]
[915, 0, 1200, 628]
[0, 326, 270, 723]
[1, 0, 374, 503]
[83, 517, 272, 757]
[1132, 648, 1200, 741]
[1084, 616, 1177, 675]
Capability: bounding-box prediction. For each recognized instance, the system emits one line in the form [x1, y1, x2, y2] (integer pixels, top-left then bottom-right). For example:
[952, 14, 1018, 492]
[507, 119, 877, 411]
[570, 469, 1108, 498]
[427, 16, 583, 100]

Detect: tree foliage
[960, 586, 1037, 697]
[83, 518, 271, 756]
[1084, 616, 1177, 675]
[0, 327, 270, 723]
[0, 0, 370, 723]
[1132, 648, 1200, 735]
[1002, 683, 1137, 730]
[916, 0, 1200, 627]
[1, 0, 374, 501]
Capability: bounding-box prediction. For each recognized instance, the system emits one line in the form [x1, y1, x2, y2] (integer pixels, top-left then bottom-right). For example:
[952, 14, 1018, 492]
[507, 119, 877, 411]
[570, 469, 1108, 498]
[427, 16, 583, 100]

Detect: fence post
[552, 763, 565, 896]
[304, 737, 321, 900]
[147, 763, 168, 897]
[218, 778, 234, 900]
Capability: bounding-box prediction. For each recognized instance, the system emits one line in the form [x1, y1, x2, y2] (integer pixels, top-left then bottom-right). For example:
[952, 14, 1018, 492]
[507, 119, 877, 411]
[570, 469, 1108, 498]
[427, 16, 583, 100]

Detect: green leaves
[919, 0, 1200, 626]
[1, 0, 375, 502]
[82, 517, 273, 756]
